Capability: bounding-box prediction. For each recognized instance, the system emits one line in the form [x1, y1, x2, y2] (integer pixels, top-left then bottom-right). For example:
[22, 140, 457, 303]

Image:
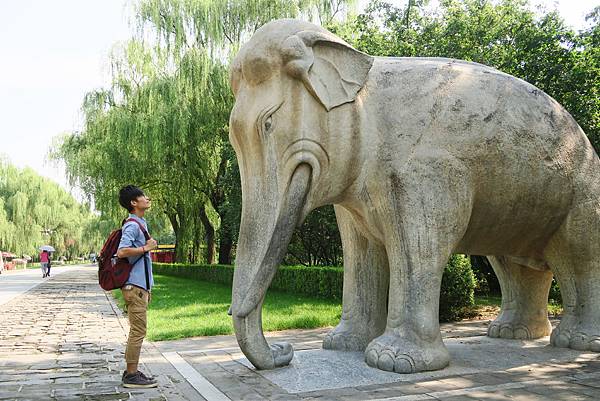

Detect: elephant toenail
[513, 326, 530, 340]
[488, 324, 499, 337]
[394, 356, 414, 373]
[553, 332, 570, 348]
[589, 339, 600, 352]
[377, 352, 395, 372]
[499, 326, 514, 339]
[365, 349, 379, 367]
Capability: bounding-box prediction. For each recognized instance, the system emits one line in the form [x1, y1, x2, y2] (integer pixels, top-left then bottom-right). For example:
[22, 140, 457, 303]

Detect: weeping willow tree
[133, 0, 357, 263]
[52, 40, 231, 262]
[0, 157, 101, 258]
[52, 0, 355, 264]
[136, 0, 354, 53]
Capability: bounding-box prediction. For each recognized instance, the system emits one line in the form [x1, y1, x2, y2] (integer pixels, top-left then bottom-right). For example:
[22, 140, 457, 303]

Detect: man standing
[116, 185, 158, 388]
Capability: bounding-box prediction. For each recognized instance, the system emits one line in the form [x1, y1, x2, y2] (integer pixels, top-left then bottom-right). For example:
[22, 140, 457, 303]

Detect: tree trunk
[218, 236, 233, 265]
[192, 233, 202, 263]
[167, 207, 193, 263]
[206, 230, 216, 264]
[198, 206, 216, 264]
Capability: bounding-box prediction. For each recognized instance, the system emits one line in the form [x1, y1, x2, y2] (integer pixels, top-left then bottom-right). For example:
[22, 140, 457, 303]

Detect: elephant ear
[282, 30, 374, 111]
[230, 55, 243, 97]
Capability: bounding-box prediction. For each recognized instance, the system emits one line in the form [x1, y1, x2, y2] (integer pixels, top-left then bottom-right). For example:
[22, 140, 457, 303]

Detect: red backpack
[98, 218, 150, 291]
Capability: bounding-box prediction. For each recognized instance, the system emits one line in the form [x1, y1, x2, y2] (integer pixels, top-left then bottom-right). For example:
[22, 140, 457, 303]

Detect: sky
[0, 0, 133, 193]
[0, 0, 597, 195]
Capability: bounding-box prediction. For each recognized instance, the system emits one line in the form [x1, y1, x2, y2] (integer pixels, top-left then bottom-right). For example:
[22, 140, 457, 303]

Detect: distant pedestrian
[46, 254, 52, 277]
[116, 185, 158, 388]
[40, 250, 49, 278]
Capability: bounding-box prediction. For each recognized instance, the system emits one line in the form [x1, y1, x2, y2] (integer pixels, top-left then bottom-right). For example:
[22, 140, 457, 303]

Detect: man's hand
[116, 237, 158, 258]
[145, 238, 158, 251]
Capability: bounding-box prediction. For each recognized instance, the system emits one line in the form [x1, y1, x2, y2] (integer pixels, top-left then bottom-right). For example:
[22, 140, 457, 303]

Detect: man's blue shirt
[118, 214, 154, 291]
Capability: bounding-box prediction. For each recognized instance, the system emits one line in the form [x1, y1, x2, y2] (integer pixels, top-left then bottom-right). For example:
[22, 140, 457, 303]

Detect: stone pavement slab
[236, 336, 596, 393]
[2, 265, 599, 400]
[0, 266, 199, 400]
[154, 319, 600, 400]
[0, 265, 79, 306]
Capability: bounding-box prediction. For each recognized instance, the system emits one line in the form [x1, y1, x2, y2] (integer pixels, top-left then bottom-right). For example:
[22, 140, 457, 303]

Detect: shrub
[439, 255, 477, 322]
[270, 265, 344, 300]
[153, 263, 343, 299]
[469, 256, 500, 295]
[548, 277, 562, 303]
[154, 254, 477, 322]
[153, 263, 234, 285]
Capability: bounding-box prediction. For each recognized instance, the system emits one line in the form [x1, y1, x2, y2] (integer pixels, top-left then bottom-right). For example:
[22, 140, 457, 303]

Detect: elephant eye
[264, 116, 273, 133]
[256, 102, 282, 137]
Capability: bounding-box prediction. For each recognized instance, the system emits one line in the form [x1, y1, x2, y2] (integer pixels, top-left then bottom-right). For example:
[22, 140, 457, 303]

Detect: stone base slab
[238, 335, 596, 393]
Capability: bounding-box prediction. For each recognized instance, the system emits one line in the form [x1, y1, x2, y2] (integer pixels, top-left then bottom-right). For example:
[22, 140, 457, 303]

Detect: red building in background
[150, 244, 175, 263]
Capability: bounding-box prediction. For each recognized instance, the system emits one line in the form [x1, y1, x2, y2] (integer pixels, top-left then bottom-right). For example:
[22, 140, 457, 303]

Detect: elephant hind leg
[544, 200, 600, 352]
[487, 256, 552, 340]
[323, 206, 389, 352]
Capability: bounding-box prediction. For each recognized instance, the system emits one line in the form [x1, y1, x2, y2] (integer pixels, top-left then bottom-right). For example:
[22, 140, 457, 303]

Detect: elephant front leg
[365, 168, 472, 373]
[487, 256, 553, 340]
[365, 244, 452, 373]
[323, 206, 389, 351]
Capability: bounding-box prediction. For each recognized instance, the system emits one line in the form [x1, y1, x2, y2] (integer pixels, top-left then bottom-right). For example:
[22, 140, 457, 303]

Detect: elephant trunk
[231, 164, 312, 369]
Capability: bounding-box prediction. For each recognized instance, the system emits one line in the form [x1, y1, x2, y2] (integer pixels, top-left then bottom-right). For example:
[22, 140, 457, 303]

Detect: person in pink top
[40, 250, 49, 278]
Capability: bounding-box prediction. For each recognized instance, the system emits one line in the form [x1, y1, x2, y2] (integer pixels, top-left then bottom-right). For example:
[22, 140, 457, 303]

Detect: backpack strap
[124, 218, 151, 241]
[123, 218, 152, 290]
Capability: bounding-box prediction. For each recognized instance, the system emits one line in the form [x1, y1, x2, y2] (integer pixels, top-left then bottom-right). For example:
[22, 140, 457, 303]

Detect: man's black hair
[119, 185, 145, 212]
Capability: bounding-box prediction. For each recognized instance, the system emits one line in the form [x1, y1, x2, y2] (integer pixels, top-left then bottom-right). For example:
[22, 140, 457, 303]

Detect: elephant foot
[487, 315, 551, 340]
[364, 332, 449, 374]
[323, 320, 371, 351]
[550, 319, 600, 352]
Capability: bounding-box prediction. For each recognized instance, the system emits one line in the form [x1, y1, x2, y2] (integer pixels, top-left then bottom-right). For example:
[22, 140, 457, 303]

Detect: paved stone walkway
[155, 326, 600, 401]
[1, 266, 599, 400]
[0, 266, 197, 401]
[0, 265, 78, 306]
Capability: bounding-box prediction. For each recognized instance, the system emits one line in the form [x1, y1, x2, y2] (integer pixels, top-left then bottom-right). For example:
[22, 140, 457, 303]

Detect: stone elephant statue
[228, 18, 600, 374]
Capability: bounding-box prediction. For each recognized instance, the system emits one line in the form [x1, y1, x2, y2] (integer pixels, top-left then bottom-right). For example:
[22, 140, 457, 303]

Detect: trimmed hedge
[270, 265, 344, 299]
[153, 263, 236, 286]
[153, 263, 344, 299]
[153, 255, 476, 321]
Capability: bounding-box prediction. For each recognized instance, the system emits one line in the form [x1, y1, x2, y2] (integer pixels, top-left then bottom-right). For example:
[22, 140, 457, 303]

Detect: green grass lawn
[112, 274, 342, 341]
[474, 294, 502, 307]
[112, 275, 564, 341]
[472, 294, 563, 317]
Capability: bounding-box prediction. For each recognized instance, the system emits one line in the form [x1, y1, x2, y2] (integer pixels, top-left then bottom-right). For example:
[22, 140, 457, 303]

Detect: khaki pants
[122, 286, 149, 364]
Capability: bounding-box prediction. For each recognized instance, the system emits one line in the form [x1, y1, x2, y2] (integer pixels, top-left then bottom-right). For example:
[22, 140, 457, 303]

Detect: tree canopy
[51, 0, 356, 264]
[0, 157, 101, 259]
[51, 0, 599, 266]
[331, 0, 600, 151]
